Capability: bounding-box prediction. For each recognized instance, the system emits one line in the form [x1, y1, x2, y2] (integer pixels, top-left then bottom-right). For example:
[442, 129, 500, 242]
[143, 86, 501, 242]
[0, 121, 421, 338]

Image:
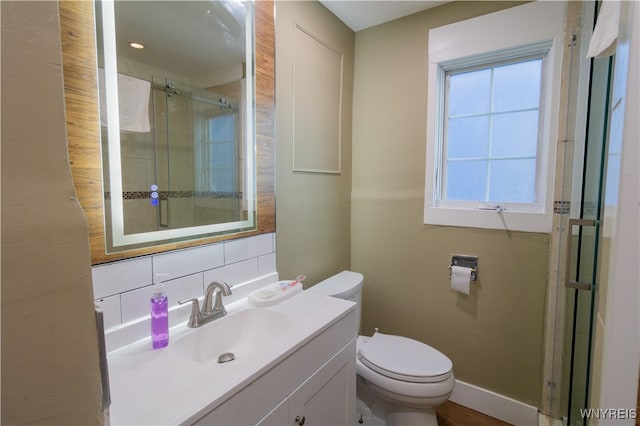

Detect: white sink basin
[172, 308, 292, 363]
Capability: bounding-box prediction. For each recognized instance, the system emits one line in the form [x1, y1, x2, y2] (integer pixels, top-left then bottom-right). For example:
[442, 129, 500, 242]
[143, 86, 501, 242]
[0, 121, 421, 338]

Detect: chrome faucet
[179, 280, 233, 328]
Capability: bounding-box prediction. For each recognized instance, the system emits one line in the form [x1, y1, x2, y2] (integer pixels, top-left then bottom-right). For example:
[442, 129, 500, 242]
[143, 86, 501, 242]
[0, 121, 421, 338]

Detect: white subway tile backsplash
[120, 286, 154, 324]
[222, 272, 279, 305]
[95, 295, 122, 330]
[224, 234, 273, 264]
[204, 258, 259, 287]
[258, 253, 277, 275]
[152, 243, 224, 280]
[120, 274, 204, 323]
[163, 274, 204, 308]
[95, 234, 278, 350]
[92, 257, 152, 299]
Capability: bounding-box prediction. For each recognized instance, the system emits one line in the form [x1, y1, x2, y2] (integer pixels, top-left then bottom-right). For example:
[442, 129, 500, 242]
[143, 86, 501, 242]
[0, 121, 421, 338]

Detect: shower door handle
[159, 195, 169, 229]
[565, 218, 597, 290]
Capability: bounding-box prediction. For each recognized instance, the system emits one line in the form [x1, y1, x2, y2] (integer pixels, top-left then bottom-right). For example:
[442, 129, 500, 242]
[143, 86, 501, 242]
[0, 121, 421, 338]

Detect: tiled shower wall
[93, 233, 277, 348]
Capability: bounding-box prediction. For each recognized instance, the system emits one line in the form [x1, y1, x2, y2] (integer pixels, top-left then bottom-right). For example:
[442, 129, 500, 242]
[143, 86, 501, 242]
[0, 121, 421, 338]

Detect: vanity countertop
[107, 290, 355, 425]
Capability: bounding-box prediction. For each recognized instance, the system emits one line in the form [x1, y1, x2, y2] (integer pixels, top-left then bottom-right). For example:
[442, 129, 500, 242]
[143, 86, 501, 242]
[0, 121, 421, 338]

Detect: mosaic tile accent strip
[123, 191, 152, 200]
[104, 191, 243, 200]
[553, 201, 601, 216]
[553, 200, 570, 214]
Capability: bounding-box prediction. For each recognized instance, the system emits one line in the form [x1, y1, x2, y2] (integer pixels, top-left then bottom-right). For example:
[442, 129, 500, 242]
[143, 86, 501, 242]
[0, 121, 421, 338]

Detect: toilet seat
[358, 332, 452, 383]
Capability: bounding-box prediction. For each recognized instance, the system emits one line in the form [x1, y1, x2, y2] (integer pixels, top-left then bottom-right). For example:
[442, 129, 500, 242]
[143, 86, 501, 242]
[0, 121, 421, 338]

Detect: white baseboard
[449, 379, 539, 425]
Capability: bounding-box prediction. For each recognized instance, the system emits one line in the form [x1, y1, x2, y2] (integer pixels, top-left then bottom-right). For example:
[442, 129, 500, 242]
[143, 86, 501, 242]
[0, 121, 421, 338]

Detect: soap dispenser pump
[151, 273, 170, 349]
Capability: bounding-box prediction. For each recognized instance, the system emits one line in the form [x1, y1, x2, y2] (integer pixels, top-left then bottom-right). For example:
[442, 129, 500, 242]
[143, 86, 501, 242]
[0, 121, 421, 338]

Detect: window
[424, 1, 565, 232]
[206, 113, 238, 194]
[442, 55, 544, 207]
[195, 112, 239, 196]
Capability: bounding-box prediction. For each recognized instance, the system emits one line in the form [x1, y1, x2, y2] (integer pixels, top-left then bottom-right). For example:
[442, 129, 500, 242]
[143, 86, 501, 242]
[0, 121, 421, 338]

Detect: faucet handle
[179, 298, 202, 328]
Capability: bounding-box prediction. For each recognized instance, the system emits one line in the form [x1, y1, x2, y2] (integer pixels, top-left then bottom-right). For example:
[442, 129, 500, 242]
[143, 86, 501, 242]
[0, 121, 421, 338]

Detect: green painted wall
[275, 1, 355, 285]
[351, 1, 548, 406]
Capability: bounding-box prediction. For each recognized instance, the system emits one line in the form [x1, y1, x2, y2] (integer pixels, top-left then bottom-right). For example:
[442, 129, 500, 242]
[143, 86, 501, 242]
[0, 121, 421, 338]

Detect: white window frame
[424, 1, 566, 233]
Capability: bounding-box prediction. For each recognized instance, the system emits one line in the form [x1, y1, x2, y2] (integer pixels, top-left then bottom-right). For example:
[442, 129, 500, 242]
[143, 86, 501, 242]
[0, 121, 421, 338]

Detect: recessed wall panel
[292, 24, 343, 173]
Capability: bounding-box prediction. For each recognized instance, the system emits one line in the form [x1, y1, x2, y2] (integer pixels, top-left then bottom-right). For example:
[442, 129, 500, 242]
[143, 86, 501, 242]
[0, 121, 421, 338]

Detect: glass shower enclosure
[550, 2, 616, 424]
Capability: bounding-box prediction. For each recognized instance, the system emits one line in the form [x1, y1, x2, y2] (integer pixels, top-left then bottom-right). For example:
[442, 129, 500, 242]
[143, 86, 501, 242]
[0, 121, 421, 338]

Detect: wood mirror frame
[59, 0, 275, 265]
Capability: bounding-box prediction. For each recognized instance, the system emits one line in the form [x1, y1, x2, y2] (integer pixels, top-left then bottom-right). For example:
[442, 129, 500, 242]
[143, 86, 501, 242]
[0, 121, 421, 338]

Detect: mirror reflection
[95, 0, 256, 253]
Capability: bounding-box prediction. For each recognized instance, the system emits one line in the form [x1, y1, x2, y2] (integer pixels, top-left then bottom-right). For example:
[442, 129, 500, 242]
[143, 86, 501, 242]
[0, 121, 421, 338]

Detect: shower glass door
[563, 50, 613, 425]
[156, 78, 246, 234]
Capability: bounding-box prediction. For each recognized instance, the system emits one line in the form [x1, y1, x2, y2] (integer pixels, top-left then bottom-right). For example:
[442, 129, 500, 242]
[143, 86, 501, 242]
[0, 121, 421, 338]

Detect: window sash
[437, 52, 548, 210]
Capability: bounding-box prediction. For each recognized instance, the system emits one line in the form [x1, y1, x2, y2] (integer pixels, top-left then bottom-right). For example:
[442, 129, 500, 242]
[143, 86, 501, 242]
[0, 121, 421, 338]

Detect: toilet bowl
[307, 271, 455, 425]
[356, 334, 454, 424]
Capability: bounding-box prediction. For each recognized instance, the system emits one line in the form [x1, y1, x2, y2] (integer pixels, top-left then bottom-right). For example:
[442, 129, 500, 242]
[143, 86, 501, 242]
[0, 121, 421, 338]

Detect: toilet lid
[358, 332, 453, 383]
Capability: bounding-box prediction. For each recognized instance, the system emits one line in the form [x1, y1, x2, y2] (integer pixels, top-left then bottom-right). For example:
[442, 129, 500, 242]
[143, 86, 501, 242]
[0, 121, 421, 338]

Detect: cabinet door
[256, 399, 289, 426]
[288, 342, 356, 426]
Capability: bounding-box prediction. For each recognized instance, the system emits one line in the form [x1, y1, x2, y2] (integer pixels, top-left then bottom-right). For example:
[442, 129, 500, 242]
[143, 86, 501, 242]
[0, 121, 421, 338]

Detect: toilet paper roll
[451, 265, 472, 295]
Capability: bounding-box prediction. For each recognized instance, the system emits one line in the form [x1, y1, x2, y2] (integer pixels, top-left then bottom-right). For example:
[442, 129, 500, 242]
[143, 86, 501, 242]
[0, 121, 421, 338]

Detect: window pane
[448, 69, 491, 116]
[488, 159, 536, 202]
[205, 114, 236, 192]
[446, 160, 487, 201]
[209, 115, 235, 141]
[442, 57, 545, 205]
[492, 59, 542, 112]
[491, 110, 539, 158]
[447, 116, 490, 159]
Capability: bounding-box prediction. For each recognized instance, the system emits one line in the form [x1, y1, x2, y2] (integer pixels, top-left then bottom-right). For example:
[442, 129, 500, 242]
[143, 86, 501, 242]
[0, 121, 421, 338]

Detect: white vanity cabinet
[192, 307, 357, 426]
[258, 342, 356, 426]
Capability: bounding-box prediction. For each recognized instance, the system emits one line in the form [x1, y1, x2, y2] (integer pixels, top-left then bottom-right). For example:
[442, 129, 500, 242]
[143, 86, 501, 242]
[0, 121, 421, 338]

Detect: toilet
[307, 271, 454, 425]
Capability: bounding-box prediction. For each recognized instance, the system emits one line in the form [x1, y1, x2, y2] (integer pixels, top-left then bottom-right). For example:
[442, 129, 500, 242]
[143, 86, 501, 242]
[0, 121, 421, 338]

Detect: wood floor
[435, 375, 639, 426]
[436, 401, 513, 426]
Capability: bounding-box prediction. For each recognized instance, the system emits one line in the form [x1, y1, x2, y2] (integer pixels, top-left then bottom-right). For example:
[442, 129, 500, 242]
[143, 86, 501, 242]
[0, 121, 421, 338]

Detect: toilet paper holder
[449, 255, 478, 281]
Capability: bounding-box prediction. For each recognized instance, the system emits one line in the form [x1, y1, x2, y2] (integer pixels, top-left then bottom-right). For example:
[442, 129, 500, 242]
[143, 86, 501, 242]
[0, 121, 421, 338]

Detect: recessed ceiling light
[129, 42, 144, 49]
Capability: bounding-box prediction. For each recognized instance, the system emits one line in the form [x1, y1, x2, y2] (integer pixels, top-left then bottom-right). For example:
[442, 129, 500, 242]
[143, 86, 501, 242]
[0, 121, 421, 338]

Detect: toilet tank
[307, 271, 363, 331]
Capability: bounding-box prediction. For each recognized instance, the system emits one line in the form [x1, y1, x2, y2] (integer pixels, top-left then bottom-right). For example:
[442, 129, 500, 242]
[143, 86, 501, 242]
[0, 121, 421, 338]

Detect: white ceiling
[108, 1, 450, 83]
[318, 1, 450, 32]
[109, 1, 247, 80]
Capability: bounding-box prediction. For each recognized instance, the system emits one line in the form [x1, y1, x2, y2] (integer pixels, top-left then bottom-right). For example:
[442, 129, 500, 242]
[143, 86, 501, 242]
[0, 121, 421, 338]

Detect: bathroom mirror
[96, 0, 255, 252]
[60, 1, 275, 264]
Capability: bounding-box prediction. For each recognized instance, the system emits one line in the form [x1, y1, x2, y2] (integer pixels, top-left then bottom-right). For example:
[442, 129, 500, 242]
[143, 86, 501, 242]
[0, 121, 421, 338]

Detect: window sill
[424, 205, 552, 233]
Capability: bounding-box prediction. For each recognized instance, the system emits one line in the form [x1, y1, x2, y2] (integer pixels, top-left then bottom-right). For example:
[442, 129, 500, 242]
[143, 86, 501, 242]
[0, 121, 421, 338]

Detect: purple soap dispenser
[150, 274, 169, 349]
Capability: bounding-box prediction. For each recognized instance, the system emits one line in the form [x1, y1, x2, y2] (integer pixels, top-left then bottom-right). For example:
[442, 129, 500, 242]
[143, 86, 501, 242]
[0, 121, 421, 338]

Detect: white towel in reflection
[98, 68, 151, 133]
[587, 0, 620, 58]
